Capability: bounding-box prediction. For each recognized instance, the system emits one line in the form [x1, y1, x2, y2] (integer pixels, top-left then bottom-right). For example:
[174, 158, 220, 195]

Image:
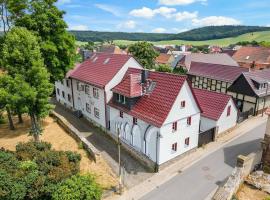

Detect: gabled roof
[242, 69, 270, 97]
[112, 74, 142, 98]
[233, 46, 270, 64]
[156, 53, 173, 64]
[98, 45, 126, 55]
[109, 68, 188, 127]
[69, 53, 132, 88]
[182, 53, 239, 70]
[193, 88, 232, 120]
[188, 62, 249, 83]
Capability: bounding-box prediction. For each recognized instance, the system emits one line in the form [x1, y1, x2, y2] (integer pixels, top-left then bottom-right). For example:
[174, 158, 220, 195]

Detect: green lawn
[76, 31, 270, 47]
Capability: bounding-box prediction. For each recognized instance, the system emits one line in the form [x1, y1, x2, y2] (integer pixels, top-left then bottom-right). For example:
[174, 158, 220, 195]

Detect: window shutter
[227, 105, 231, 116]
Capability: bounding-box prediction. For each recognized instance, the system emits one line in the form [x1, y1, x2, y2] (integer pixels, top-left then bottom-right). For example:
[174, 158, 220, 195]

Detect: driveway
[140, 122, 266, 200]
[53, 102, 153, 188]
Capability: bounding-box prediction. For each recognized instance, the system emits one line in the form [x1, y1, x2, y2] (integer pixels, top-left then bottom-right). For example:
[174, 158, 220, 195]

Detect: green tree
[128, 41, 159, 69]
[156, 64, 172, 73]
[14, 0, 76, 82]
[2, 27, 53, 141]
[52, 174, 102, 200]
[83, 41, 95, 51]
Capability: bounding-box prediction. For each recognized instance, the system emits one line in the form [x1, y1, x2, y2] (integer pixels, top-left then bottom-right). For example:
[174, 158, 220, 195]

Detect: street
[140, 122, 266, 200]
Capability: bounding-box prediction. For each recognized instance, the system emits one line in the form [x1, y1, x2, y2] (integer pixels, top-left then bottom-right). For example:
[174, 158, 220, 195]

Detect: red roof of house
[188, 62, 248, 83]
[156, 53, 173, 64]
[69, 53, 132, 88]
[112, 74, 142, 97]
[193, 88, 232, 120]
[233, 46, 270, 64]
[109, 68, 189, 127]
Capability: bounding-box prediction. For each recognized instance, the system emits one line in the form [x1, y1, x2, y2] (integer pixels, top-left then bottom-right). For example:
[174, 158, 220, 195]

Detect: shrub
[156, 64, 172, 73]
[52, 174, 102, 200]
[66, 151, 81, 163]
[173, 67, 187, 75]
[0, 141, 85, 199]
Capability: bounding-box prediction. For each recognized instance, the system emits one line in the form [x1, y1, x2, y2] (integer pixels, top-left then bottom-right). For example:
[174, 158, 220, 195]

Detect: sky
[56, 0, 270, 33]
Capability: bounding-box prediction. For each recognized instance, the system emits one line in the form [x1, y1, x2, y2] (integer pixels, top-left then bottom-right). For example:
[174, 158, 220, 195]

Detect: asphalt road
[140, 122, 266, 200]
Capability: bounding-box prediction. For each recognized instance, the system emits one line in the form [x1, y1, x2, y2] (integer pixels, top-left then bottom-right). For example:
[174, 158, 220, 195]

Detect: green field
[76, 31, 270, 47]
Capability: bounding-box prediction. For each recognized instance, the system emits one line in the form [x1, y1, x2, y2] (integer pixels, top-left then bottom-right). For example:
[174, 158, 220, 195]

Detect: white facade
[55, 79, 73, 109]
[200, 98, 238, 134]
[55, 57, 142, 129]
[109, 81, 201, 165]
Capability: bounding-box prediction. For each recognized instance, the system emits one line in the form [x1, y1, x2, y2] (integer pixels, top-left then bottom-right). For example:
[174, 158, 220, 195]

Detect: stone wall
[50, 111, 101, 162]
[212, 150, 262, 200]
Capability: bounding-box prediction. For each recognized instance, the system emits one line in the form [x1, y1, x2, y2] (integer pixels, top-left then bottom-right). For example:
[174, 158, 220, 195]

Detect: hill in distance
[70, 25, 270, 42]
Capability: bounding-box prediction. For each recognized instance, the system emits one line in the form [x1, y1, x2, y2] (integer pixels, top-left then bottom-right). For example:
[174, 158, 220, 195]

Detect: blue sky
[57, 0, 270, 33]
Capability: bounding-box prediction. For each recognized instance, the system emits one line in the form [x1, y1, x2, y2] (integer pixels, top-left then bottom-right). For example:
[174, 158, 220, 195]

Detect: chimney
[141, 69, 149, 84]
[81, 50, 91, 61]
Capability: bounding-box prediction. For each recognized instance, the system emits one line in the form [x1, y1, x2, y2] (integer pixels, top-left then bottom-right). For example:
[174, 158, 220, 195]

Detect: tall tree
[2, 27, 53, 141]
[14, 0, 76, 83]
[128, 42, 159, 69]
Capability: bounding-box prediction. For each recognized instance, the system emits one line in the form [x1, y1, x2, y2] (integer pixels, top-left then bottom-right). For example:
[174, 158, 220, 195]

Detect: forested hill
[70, 26, 270, 42]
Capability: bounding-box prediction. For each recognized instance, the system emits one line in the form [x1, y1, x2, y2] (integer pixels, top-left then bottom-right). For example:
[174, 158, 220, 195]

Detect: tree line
[70, 26, 270, 42]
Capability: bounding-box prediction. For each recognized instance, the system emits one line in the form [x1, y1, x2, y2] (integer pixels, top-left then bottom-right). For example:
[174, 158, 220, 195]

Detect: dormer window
[116, 93, 126, 104]
[104, 58, 110, 64]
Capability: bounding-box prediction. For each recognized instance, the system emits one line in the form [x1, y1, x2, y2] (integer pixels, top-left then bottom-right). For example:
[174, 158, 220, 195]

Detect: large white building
[108, 68, 201, 166]
[55, 53, 142, 129]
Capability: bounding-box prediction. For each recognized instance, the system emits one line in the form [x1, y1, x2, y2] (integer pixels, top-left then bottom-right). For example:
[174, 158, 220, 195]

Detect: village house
[155, 53, 175, 67]
[232, 46, 270, 70]
[108, 68, 201, 168]
[193, 89, 238, 137]
[55, 53, 143, 129]
[227, 69, 270, 116]
[188, 62, 248, 94]
[177, 53, 239, 71]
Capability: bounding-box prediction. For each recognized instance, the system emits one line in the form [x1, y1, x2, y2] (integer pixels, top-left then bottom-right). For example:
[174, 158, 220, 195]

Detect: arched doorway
[145, 127, 158, 162]
[132, 125, 142, 151]
[124, 123, 131, 144]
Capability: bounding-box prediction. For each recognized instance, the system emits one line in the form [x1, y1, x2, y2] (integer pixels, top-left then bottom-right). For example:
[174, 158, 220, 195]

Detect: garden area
[0, 114, 118, 199]
[236, 183, 270, 200]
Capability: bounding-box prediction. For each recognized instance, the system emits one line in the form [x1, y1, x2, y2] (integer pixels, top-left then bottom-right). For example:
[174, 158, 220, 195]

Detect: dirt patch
[0, 115, 117, 189]
[237, 183, 270, 200]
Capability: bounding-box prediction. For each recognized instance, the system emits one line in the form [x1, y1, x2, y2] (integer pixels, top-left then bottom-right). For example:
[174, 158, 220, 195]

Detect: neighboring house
[155, 53, 175, 66]
[108, 68, 201, 167]
[98, 45, 127, 55]
[228, 69, 270, 115]
[55, 53, 143, 129]
[194, 89, 238, 135]
[209, 46, 222, 54]
[154, 46, 172, 54]
[188, 62, 248, 94]
[232, 46, 270, 70]
[177, 53, 239, 71]
[222, 49, 237, 57]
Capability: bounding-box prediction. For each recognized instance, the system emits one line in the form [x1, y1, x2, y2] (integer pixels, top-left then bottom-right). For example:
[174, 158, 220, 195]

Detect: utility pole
[117, 128, 123, 194]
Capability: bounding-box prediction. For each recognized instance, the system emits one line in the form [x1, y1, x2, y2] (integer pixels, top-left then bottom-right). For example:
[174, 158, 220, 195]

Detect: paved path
[53, 102, 153, 188]
[140, 122, 266, 200]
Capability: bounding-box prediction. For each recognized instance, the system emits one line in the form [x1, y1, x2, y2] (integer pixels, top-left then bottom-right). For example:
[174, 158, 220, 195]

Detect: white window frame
[94, 107, 100, 119]
[93, 88, 99, 99]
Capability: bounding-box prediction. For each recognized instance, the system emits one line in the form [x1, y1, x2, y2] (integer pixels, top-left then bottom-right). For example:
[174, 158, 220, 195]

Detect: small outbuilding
[194, 88, 238, 135]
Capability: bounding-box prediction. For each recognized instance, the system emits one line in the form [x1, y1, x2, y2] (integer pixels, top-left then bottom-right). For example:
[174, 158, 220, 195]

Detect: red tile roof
[156, 53, 173, 64]
[233, 46, 270, 64]
[188, 62, 249, 83]
[109, 69, 188, 127]
[69, 53, 132, 88]
[112, 74, 142, 97]
[193, 88, 232, 120]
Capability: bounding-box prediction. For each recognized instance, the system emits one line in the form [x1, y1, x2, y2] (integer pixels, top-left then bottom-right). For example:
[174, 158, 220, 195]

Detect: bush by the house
[0, 141, 101, 200]
[156, 64, 173, 73]
[52, 174, 102, 200]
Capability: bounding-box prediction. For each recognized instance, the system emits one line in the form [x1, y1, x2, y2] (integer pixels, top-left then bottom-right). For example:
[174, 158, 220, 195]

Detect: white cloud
[117, 20, 136, 29]
[57, 0, 71, 5]
[129, 6, 196, 20]
[192, 16, 241, 26]
[155, 7, 177, 18]
[69, 24, 89, 30]
[152, 28, 167, 33]
[95, 4, 122, 17]
[266, 24, 270, 27]
[175, 11, 198, 21]
[129, 7, 156, 18]
[159, 0, 206, 6]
